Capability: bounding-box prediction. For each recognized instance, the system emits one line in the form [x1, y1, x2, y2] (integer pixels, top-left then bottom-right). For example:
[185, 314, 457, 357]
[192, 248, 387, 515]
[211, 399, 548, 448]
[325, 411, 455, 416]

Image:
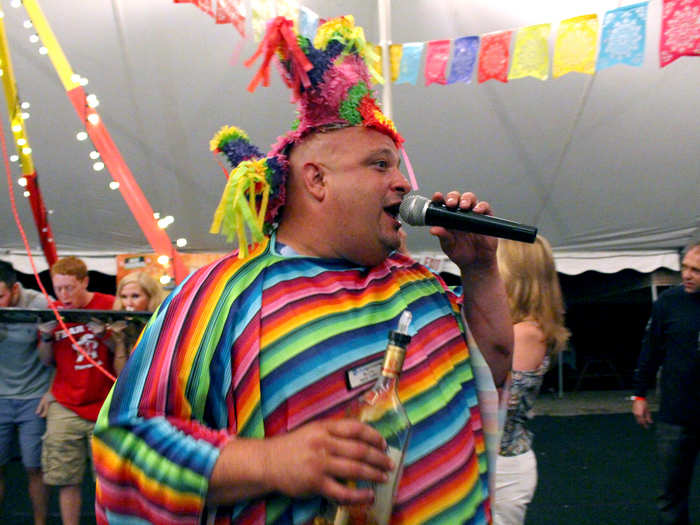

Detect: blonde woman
[111, 272, 166, 374]
[493, 236, 570, 525]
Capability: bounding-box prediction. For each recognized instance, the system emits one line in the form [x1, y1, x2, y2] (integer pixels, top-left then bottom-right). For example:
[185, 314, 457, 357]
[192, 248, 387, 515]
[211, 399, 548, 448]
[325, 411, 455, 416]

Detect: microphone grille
[399, 195, 430, 226]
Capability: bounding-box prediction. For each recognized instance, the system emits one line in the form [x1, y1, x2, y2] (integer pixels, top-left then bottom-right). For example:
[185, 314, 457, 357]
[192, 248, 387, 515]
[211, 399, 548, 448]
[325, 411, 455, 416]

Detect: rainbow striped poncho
[93, 235, 493, 524]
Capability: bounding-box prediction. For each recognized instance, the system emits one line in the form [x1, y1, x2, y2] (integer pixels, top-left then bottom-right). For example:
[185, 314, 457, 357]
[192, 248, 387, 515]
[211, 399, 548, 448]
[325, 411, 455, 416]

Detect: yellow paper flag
[370, 44, 384, 85]
[553, 15, 598, 78]
[389, 44, 403, 82]
[509, 24, 551, 81]
[368, 43, 403, 84]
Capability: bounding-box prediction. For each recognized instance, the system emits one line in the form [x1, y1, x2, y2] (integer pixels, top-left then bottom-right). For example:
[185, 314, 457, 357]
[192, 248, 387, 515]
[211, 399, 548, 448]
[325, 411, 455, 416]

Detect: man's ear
[299, 161, 326, 201]
[11, 282, 21, 305]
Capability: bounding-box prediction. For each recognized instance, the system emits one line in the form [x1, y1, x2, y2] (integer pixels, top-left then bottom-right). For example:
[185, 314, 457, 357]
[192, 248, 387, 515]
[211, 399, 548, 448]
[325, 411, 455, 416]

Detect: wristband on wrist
[631, 395, 646, 402]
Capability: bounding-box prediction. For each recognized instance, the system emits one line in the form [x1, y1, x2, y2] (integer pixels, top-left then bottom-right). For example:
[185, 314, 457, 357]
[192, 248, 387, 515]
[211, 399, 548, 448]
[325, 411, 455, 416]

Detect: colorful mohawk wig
[211, 15, 404, 257]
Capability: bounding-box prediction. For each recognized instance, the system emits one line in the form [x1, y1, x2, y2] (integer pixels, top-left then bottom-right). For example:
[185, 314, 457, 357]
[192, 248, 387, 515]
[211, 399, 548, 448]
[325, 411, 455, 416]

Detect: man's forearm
[207, 436, 271, 504]
[461, 263, 513, 386]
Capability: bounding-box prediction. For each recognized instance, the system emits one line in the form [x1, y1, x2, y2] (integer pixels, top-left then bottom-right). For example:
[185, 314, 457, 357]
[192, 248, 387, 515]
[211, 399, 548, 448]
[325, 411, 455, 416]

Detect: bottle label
[382, 344, 405, 378]
[345, 358, 383, 390]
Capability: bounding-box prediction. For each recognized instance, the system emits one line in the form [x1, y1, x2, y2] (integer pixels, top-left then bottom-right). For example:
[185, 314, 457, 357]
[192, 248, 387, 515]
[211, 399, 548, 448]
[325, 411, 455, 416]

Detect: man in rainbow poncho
[93, 16, 513, 525]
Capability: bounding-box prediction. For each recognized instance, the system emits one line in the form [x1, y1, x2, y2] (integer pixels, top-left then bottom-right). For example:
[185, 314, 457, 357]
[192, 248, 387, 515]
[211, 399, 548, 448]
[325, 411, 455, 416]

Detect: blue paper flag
[299, 6, 319, 41]
[448, 36, 480, 84]
[395, 42, 425, 85]
[597, 2, 648, 70]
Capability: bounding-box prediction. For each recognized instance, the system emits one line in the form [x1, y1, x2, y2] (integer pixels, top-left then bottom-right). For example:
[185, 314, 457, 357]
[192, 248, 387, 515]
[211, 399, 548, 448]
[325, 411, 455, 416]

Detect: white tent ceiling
[0, 0, 698, 276]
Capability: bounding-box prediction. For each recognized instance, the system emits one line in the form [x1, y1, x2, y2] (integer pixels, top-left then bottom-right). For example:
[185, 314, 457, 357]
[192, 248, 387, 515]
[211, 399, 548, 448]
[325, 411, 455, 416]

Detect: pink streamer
[229, 34, 247, 66]
[400, 146, 419, 191]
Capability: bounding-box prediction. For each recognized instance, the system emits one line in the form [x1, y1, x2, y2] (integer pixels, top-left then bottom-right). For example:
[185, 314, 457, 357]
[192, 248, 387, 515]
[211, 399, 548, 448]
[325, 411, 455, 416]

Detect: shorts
[41, 401, 95, 486]
[0, 397, 46, 469]
[493, 449, 538, 525]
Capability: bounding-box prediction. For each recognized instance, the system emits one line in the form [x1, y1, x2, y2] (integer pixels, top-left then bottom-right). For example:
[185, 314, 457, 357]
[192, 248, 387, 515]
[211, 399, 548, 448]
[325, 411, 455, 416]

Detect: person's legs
[16, 397, 48, 525]
[58, 484, 82, 525]
[493, 450, 538, 525]
[26, 468, 48, 525]
[42, 402, 90, 525]
[0, 397, 15, 507]
[655, 422, 699, 525]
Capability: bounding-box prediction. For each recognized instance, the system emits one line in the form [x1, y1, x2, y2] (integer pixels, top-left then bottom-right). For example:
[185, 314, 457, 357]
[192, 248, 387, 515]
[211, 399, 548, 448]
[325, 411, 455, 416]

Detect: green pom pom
[338, 82, 369, 125]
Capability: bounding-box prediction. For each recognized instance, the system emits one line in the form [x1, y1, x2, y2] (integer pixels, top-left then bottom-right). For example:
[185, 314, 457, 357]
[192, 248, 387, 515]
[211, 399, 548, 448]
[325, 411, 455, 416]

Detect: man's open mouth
[384, 203, 401, 219]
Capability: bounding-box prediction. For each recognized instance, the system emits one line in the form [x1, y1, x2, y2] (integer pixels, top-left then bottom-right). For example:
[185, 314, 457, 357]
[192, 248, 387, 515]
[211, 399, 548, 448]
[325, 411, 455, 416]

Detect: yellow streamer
[315, 16, 385, 85]
[22, 0, 79, 91]
[0, 15, 35, 175]
[210, 159, 271, 259]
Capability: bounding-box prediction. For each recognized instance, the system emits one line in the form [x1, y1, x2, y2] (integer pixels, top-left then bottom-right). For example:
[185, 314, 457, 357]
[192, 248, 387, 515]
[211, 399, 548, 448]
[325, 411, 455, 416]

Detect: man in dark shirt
[633, 242, 700, 525]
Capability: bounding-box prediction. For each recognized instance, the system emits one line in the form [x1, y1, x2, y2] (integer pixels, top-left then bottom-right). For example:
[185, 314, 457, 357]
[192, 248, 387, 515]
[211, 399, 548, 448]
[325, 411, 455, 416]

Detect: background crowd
[0, 258, 165, 525]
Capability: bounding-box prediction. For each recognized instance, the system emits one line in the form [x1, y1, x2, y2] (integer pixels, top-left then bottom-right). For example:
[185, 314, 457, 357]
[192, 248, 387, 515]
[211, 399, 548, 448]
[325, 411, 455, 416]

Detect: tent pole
[377, 0, 392, 119]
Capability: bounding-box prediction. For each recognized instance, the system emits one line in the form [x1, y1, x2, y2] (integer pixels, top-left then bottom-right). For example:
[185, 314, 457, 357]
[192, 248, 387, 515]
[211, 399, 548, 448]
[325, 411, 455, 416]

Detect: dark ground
[1, 411, 698, 524]
[526, 413, 700, 525]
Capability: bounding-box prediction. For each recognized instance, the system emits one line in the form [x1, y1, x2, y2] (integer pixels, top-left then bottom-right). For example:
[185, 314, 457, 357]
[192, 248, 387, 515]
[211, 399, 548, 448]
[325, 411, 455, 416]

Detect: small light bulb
[0, 10, 4, 18]
[71, 73, 81, 83]
[23, 190, 30, 198]
[80, 77, 88, 86]
[86, 94, 99, 108]
[38, 46, 48, 55]
[16, 138, 26, 146]
[20, 102, 30, 109]
[159, 275, 172, 285]
[87, 113, 99, 125]
[11, 124, 21, 132]
[17, 177, 27, 187]
[153, 212, 160, 219]
[29, 34, 39, 43]
[23, 19, 32, 28]
[21, 112, 29, 119]
[22, 147, 31, 154]
[93, 161, 105, 171]
[176, 238, 188, 248]
[76, 131, 88, 141]
[157, 255, 170, 265]
[109, 181, 120, 190]
[9, 154, 18, 162]
[157, 218, 169, 229]
[10, 0, 21, 8]
[0, 70, 4, 77]
[89, 150, 100, 160]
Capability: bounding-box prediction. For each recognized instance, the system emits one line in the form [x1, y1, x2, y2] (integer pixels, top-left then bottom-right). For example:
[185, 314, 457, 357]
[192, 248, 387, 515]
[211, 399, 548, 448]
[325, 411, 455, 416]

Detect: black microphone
[399, 195, 538, 243]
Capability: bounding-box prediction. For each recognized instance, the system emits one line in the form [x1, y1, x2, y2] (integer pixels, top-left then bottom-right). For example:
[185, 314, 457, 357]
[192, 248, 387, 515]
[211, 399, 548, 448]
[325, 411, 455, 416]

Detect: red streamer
[1, 106, 115, 382]
[66, 86, 188, 284]
[244, 16, 313, 95]
[22, 172, 58, 267]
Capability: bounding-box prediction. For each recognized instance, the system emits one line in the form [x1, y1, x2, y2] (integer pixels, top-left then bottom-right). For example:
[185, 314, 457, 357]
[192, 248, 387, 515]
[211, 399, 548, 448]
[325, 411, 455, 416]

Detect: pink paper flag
[478, 31, 513, 83]
[660, 0, 700, 67]
[424, 40, 451, 86]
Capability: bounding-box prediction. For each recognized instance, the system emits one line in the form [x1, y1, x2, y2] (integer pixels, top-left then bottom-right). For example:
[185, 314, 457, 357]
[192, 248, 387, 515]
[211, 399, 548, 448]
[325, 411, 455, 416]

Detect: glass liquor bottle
[334, 310, 414, 525]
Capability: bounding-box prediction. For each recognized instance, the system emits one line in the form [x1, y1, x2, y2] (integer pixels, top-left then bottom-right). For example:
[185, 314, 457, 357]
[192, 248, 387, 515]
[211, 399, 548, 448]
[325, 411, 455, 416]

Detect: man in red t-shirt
[37, 256, 115, 525]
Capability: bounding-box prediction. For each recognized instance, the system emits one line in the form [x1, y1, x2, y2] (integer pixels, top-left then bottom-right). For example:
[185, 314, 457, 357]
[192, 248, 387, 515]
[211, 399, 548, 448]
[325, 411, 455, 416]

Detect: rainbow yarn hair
[211, 15, 404, 257]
